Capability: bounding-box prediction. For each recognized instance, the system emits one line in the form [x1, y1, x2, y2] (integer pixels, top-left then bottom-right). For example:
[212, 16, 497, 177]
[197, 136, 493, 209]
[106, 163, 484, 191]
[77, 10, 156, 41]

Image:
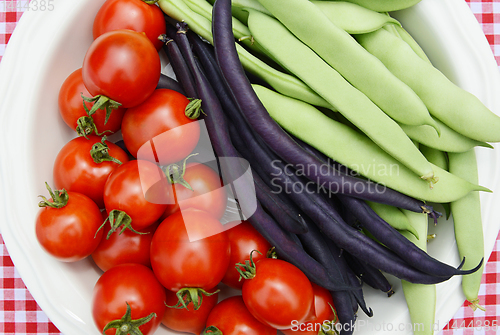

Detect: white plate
[0, 0, 499, 334]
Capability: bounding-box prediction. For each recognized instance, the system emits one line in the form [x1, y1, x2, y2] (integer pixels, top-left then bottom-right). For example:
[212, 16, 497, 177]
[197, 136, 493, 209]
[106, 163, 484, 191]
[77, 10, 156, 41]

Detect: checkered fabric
[1, 0, 500, 334]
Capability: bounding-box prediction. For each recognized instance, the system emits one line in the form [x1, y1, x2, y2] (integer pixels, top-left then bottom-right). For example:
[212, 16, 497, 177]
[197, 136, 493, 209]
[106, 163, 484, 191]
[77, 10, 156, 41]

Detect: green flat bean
[315, 0, 422, 12]
[366, 201, 419, 239]
[356, 27, 500, 143]
[247, 9, 437, 183]
[157, 0, 331, 108]
[399, 117, 492, 153]
[386, 23, 431, 63]
[311, 1, 401, 34]
[233, 0, 401, 34]
[401, 210, 436, 335]
[449, 150, 485, 310]
[420, 145, 451, 218]
[252, 84, 490, 203]
[255, 0, 440, 133]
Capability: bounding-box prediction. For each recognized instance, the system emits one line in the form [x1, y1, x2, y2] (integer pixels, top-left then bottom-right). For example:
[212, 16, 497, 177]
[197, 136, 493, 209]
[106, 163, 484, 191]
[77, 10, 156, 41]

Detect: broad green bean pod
[449, 150, 485, 310]
[247, 9, 437, 183]
[366, 201, 419, 239]
[401, 210, 436, 335]
[315, 0, 422, 12]
[157, 0, 331, 108]
[384, 23, 431, 63]
[252, 84, 490, 203]
[400, 117, 492, 153]
[255, 0, 440, 133]
[356, 27, 500, 143]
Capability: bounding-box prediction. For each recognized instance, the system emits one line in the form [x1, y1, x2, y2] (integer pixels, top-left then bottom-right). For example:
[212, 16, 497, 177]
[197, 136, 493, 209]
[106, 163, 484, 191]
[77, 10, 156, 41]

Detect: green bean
[366, 201, 419, 239]
[399, 117, 492, 153]
[449, 150, 485, 311]
[315, 0, 422, 12]
[356, 27, 500, 143]
[233, 0, 401, 34]
[311, 1, 401, 34]
[400, 210, 436, 335]
[420, 145, 451, 218]
[157, 0, 330, 108]
[255, 0, 440, 133]
[246, 9, 438, 183]
[387, 24, 431, 63]
[252, 84, 490, 203]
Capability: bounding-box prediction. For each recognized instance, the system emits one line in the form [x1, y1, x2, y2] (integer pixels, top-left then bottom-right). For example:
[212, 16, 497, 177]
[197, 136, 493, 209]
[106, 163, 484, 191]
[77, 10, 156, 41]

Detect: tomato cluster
[34, 0, 340, 334]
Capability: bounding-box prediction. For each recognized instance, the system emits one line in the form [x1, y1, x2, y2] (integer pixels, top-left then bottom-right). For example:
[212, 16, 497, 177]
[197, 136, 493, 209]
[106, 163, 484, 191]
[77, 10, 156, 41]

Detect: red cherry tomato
[121, 89, 200, 163]
[92, 263, 166, 335]
[53, 135, 129, 209]
[160, 162, 227, 220]
[241, 258, 316, 330]
[221, 221, 271, 289]
[93, 0, 166, 51]
[103, 160, 168, 231]
[150, 209, 231, 292]
[91, 220, 158, 272]
[162, 289, 219, 335]
[282, 283, 337, 335]
[35, 187, 104, 262]
[204, 295, 277, 335]
[82, 29, 160, 108]
[58, 68, 126, 135]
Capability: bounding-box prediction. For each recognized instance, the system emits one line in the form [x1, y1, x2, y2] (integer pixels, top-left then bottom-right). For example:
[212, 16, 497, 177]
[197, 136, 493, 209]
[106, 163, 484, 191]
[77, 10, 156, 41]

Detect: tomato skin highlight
[160, 162, 227, 220]
[205, 295, 277, 335]
[161, 289, 219, 334]
[150, 209, 231, 292]
[222, 221, 271, 289]
[92, 263, 167, 335]
[82, 29, 161, 108]
[103, 160, 169, 230]
[35, 191, 104, 262]
[241, 258, 316, 330]
[53, 135, 129, 209]
[93, 0, 166, 51]
[281, 283, 337, 335]
[58, 68, 126, 135]
[121, 89, 200, 163]
[91, 220, 158, 272]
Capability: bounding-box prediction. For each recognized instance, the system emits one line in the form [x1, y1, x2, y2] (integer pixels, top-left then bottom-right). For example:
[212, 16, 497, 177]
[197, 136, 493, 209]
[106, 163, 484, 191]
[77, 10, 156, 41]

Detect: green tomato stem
[38, 182, 69, 208]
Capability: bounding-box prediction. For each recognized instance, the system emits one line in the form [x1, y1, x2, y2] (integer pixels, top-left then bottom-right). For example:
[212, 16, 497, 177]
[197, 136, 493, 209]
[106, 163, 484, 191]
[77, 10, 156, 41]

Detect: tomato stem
[201, 326, 223, 335]
[185, 98, 205, 120]
[166, 287, 219, 311]
[76, 115, 112, 138]
[81, 93, 121, 124]
[97, 210, 148, 239]
[235, 250, 262, 281]
[90, 136, 123, 165]
[164, 153, 199, 191]
[102, 302, 156, 335]
[38, 182, 69, 208]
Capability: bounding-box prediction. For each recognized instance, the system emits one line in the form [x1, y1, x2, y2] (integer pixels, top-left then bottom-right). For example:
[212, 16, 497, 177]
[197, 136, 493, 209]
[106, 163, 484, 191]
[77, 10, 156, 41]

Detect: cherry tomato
[204, 295, 277, 335]
[121, 89, 200, 163]
[241, 258, 316, 330]
[58, 68, 126, 136]
[103, 160, 169, 231]
[53, 135, 129, 209]
[92, 263, 166, 335]
[91, 219, 158, 272]
[82, 29, 160, 109]
[93, 0, 166, 51]
[162, 289, 219, 335]
[221, 221, 271, 289]
[35, 186, 104, 262]
[150, 208, 231, 292]
[160, 162, 227, 221]
[282, 283, 337, 335]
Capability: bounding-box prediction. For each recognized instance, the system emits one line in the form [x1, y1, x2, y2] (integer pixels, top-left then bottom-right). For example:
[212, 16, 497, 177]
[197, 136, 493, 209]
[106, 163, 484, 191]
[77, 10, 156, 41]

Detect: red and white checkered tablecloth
[1, 0, 500, 334]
